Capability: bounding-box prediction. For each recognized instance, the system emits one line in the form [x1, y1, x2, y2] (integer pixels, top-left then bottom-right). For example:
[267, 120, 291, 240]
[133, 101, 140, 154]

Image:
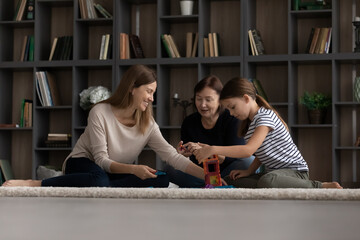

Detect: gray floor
[0, 197, 359, 240]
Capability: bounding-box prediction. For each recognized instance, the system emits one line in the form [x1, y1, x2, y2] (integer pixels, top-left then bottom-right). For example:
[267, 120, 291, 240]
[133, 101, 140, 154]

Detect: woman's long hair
[194, 75, 224, 114]
[101, 65, 156, 134]
[220, 77, 288, 137]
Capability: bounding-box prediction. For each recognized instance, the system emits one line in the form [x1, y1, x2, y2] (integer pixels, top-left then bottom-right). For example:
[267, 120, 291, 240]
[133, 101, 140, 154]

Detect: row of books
[79, 0, 112, 19]
[44, 133, 71, 148]
[20, 99, 33, 128]
[49, 36, 73, 61]
[14, 0, 34, 21]
[204, 32, 220, 57]
[35, 71, 61, 107]
[161, 34, 181, 58]
[100, 34, 113, 60]
[20, 35, 34, 61]
[119, 33, 145, 59]
[248, 29, 265, 56]
[306, 27, 332, 54]
[186, 32, 198, 58]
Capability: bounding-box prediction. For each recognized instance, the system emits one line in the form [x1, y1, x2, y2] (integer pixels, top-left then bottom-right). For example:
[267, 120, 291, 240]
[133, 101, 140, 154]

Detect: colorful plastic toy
[203, 155, 222, 187]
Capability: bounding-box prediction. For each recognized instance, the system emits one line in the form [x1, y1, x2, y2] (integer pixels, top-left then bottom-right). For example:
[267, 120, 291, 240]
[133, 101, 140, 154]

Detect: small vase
[180, 0, 194, 15]
[308, 109, 326, 124]
[354, 77, 360, 102]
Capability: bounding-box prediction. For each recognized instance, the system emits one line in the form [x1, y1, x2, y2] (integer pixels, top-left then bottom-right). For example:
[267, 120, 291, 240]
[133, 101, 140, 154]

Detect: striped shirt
[244, 107, 309, 171]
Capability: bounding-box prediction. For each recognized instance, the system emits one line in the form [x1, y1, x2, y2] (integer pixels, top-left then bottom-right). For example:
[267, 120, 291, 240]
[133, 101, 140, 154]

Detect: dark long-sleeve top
[181, 109, 246, 171]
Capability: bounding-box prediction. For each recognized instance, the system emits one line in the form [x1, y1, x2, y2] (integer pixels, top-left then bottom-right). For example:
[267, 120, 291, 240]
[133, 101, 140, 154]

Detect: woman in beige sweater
[3, 65, 204, 188]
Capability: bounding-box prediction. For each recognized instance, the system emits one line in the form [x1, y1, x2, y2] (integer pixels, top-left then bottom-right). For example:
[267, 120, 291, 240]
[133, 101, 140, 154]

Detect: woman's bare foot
[322, 182, 343, 189]
[2, 180, 41, 187]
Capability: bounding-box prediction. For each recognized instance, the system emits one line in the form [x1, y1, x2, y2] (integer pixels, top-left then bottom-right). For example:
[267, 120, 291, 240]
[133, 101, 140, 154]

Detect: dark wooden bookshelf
[0, 0, 359, 186]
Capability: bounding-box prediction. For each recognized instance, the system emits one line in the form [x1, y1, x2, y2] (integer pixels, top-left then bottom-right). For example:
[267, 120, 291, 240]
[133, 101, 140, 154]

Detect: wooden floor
[0, 197, 359, 240]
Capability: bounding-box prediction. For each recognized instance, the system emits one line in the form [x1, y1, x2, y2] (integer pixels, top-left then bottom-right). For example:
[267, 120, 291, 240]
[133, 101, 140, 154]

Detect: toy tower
[203, 155, 222, 187]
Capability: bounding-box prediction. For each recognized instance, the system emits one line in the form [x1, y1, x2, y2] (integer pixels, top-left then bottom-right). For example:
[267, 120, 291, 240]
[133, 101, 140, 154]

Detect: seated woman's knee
[90, 170, 110, 187]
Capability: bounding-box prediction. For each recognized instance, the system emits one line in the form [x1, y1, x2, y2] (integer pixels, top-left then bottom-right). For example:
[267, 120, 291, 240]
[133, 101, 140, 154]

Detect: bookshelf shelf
[0, 0, 358, 185]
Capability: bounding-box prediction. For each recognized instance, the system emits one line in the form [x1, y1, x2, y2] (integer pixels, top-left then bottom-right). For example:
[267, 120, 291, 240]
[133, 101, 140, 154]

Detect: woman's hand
[132, 165, 157, 180]
[229, 169, 251, 180]
[176, 141, 192, 157]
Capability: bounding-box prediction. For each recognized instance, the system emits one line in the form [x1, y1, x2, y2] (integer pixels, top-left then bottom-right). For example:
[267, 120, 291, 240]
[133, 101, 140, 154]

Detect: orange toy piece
[203, 155, 222, 187]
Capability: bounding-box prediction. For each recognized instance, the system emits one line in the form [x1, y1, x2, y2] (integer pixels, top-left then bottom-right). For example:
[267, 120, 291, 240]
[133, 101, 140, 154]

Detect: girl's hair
[101, 64, 156, 134]
[220, 77, 288, 137]
[194, 75, 223, 113]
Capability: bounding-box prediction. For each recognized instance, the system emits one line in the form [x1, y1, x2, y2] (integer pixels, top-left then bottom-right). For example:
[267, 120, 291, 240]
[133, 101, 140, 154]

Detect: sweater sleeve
[86, 106, 114, 172]
[147, 122, 192, 172]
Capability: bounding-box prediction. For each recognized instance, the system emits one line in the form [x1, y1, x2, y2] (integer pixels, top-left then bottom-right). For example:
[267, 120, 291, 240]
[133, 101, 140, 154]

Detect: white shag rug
[1, 187, 360, 201]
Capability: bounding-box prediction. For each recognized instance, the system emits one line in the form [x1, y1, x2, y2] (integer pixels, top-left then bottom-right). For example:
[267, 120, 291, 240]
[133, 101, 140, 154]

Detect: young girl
[193, 77, 342, 189]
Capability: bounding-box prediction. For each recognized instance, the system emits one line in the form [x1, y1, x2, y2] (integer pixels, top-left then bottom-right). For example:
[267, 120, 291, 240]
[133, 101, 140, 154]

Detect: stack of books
[45, 133, 71, 148]
[306, 27, 332, 54]
[119, 33, 145, 59]
[161, 34, 181, 58]
[49, 36, 73, 61]
[35, 71, 61, 107]
[248, 29, 265, 56]
[185, 32, 198, 58]
[20, 35, 34, 61]
[79, 0, 112, 19]
[203, 32, 220, 57]
[100, 34, 112, 60]
[20, 99, 33, 127]
[14, 0, 34, 21]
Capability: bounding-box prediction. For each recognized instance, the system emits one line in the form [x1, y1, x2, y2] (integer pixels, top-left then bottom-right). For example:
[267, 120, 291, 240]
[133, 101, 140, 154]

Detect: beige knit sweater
[63, 103, 191, 173]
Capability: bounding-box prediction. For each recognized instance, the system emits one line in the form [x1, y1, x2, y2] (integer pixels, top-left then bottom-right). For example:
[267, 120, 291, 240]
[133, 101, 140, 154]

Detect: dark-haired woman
[164, 75, 254, 188]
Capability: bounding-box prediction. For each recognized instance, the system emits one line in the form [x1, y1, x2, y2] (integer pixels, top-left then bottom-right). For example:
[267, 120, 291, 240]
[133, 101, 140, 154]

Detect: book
[203, 37, 209, 57]
[15, 0, 27, 21]
[106, 34, 113, 59]
[28, 35, 34, 61]
[167, 34, 181, 58]
[325, 27, 332, 54]
[161, 34, 173, 58]
[94, 3, 112, 18]
[20, 35, 28, 61]
[191, 32, 198, 57]
[309, 27, 320, 54]
[249, 78, 268, 101]
[100, 34, 106, 60]
[248, 29, 257, 56]
[119, 33, 127, 59]
[125, 33, 130, 59]
[252, 29, 265, 55]
[208, 33, 214, 57]
[0, 159, 14, 184]
[305, 28, 315, 53]
[0, 124, 19, 128]
[213, 32, 220, 57]
[49, 37, 58, 60]
[103, 34, 110, 60]
[186, 32, 193, 58]
[25, 0, 34, 20]
[23, 35, 31, 61]
[47, 133, 71, 141]
[46, 71, 61, 106]
[129, 34, 145, 58]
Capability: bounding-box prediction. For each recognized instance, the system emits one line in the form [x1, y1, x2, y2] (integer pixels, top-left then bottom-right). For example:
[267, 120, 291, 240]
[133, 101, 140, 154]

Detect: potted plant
[300, 91, 331, 124]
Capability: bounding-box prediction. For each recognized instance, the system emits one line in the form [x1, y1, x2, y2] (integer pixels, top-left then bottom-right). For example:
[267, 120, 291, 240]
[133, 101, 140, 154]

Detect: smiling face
[195, 86, 220, 119]
[221, 96, 250, 121]
[131, 81, 157, 111]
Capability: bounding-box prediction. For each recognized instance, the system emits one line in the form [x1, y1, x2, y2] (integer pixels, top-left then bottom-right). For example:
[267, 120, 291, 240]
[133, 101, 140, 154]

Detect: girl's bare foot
[2, 180, 41, 187]
[322, 182, 343, 189]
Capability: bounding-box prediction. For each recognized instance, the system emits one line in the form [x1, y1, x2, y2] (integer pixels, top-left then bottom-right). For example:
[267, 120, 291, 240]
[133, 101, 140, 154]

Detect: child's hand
[229, 169, 251, 180]
[193, 145, 214, 163]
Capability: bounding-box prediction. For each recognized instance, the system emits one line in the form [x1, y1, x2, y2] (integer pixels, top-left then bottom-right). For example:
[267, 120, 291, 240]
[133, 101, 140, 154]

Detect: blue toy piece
[155, 171, 166, 176]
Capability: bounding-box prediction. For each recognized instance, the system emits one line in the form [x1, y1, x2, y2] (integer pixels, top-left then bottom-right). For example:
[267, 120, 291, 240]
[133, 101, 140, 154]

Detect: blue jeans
[164, 156, 255, 188]
[42, 157, 169, 188]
